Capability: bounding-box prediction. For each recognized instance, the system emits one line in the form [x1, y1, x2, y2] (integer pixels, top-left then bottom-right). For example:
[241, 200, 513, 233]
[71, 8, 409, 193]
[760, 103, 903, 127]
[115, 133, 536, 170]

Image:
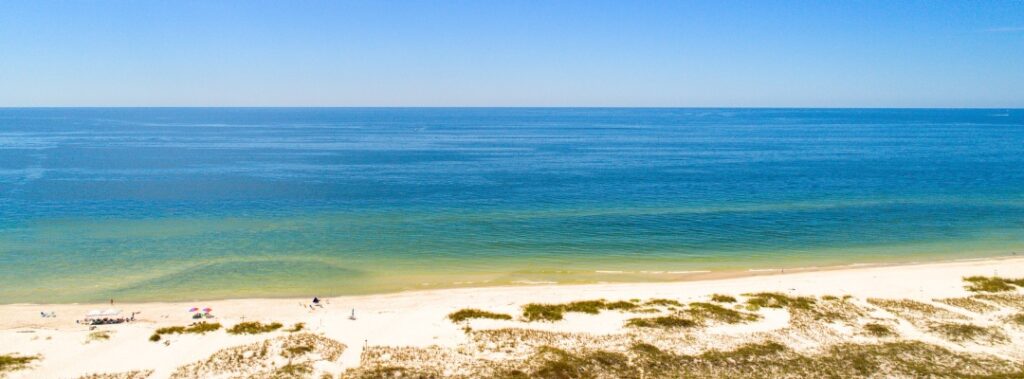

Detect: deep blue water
[1, 108, 1023, 302]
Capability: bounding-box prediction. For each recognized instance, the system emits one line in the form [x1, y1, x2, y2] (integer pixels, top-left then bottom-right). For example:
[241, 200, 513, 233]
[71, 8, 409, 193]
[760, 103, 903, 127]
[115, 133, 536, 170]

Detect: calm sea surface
[1, 108, 1022, 303]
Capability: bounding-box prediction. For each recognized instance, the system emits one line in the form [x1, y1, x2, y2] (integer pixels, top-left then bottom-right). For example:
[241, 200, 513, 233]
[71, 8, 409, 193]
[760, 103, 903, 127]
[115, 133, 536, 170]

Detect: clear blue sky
[1, 1, 1022, 107]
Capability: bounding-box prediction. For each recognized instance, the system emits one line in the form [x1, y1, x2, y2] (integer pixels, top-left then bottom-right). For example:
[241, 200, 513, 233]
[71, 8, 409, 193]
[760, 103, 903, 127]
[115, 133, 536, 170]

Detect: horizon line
[1, 106, 1021, 110]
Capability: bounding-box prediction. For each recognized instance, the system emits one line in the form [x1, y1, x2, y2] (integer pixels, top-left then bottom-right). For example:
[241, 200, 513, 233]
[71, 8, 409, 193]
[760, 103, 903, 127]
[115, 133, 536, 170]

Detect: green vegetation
[87, 330, 111, 342]
[867, 298, 964, 323]
[974, 293, 1024, 310]
[1010, 313, 1024, 326]
[929, 323, 1007, 344]
[522, 299, 639, 322]
[448, 309, 513, 322]
[522, 304, 567, 322]
[963, 276, 1024, 293]
[625, 316, 698, 329]
[632, 307, 661, 313]
[227, 321, 283, 335]
[644, 298, 682, 307]
[698, 341, 788, 361]
[744, 292, 816, 310]
[0, 354, 39, 374]
[711, 294, 737, 303]
[170, 333, 344, 378]
[821, 295, 839, 301]
[686, 302, 759, 324]
[77, 370, 154, 379]
[273, 361, 312, 378]
[417, 340, 1024, 378]
[286, 322, 305, 332]
[283, 345, 314, 358]
[149, 322, 222, 342]
[863, 323, 895, 337]
[936, 297, 998, 313]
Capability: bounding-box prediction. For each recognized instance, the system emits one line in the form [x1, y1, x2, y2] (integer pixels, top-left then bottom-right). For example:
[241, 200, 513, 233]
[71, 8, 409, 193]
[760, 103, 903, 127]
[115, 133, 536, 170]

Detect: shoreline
[4, 252, 1022, 307]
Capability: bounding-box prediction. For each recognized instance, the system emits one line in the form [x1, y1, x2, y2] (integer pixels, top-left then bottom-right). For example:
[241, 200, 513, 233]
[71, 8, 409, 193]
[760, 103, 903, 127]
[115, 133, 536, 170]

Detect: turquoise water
[1, 108, 1023, 303]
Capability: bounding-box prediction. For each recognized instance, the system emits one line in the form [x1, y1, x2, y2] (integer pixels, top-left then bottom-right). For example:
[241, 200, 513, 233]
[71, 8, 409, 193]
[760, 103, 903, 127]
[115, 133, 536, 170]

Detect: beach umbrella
[188, 307, 199, 312]
[203, 307, 212, 313]
[86, 309, 103, 318]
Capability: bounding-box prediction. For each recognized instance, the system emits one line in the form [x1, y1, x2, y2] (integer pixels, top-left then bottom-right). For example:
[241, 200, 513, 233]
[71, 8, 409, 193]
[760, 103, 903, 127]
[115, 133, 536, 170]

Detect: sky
[0, 1, 1022, 107]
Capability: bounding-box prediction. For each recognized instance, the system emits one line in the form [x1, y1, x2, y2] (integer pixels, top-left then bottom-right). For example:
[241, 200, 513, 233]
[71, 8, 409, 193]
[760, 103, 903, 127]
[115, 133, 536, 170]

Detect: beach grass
[963, 276, 1024, 293]
[866, 298, 964, 323]
[863, 322, 895, 337]
[685, 302, 760, 324]
[744, 292, 815, 310]
[226, 321, 283, 335]
[356, 339, 1024, 378]
[935, 297, 998, 313]
[87, 331, 112, 342]
[448, 309, 513, 323]
[522, 299, 639, 322]
[928, 322, 1007, 344]
[625, 316, 698, 329]
[974, 293, 1024, 310]
[711, 294, 737, 303]
[286, 323, 305, 333]
[644, 298, 682, 307]
[1009, 313, 1024, 326]
[170, 333, 344, 378]
[76, 370, 154, 379]
[150, 322, 222, 342]
[0, 353, 39, 374]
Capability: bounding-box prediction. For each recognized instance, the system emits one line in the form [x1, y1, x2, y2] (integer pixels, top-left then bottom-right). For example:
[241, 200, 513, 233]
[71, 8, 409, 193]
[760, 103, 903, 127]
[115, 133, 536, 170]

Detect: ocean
[1, 108, 1022, 303]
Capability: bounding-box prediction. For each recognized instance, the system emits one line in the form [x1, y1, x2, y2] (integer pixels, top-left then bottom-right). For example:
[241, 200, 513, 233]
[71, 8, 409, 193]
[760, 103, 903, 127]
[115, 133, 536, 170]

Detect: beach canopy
[189, 307, 199, 312]
[101, 308, 121, 317]
[203, 307, 212, 312]
[84, 309, 120, 319]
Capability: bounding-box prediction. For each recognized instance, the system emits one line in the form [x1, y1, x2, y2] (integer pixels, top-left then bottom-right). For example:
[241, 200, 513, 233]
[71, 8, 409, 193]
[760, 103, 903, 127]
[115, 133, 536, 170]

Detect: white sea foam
[511, 280, 557, 285]
[666, 270, 711, 274]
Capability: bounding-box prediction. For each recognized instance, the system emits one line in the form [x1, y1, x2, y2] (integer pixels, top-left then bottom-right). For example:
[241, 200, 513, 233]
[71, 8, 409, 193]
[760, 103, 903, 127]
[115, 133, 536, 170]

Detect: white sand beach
[2, 256, 1024, 378]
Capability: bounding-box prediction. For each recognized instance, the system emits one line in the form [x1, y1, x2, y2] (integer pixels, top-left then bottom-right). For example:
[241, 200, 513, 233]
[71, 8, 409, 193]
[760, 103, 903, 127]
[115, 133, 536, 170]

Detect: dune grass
[644, 298, 683, 307]
[286, 322, 305, 333]
[963, 276, 1024, 293]
[226, 321, 283, 335]
[710, 294, 737, 303]
[77, 369, 154, 379]
[686, 302, 760, 324]
[863, 322, 895, 337]
[0, 354, 39, 374]
[935, 297, 998, 313]
[866, 298, 964, 323]
[171, 333, 344, 379]
[974, 293, 1024, 310]
[467, 340, 1024, 378]
[448, 309, 513, 323]
[929, 322, 1007, 344]
[87, 330, 112, 342]
[625, 316, 698, 329]
[149, 322, 222, 342]
[744, 292, 816, 310]
[522, 299, 639, 322]
[1009, 313, 1024, 326]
